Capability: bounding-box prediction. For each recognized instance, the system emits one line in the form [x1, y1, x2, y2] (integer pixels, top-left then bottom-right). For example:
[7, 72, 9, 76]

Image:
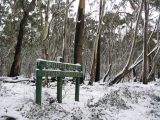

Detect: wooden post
[36, 70, 43, 105]
[75, 77, 80, 101]
[57, 77, 62, 103]
[57, 56, 63, 103]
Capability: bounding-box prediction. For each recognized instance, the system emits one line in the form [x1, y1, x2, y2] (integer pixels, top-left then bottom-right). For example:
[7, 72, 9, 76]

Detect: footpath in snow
[0, 77, 160, 120]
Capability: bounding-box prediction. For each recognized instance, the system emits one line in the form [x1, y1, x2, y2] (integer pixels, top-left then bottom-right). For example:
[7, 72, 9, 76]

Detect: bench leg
[57, 77, 62, 103]
[75, 77, 80, 101]
[36, 71, 42, 105]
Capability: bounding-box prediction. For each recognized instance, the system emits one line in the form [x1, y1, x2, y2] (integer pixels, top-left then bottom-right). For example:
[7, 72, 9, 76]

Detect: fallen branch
[109, 45, 158, 86]
[0, 77, 32, 83]
[3, 80, 30, 83]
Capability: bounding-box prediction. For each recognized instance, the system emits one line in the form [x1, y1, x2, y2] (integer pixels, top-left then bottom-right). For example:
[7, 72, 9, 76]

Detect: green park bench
[35, 59, 83, 105]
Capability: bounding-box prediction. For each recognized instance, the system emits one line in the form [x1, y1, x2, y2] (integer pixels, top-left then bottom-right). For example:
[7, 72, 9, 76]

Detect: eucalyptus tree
[101, 10, 126, 82]
[62, 0, 69, 63]
[9, 0, 36, 77]
[74, 0, 85, 83]
[83, 17, 98, 79]
[89, 0, 105, 85]
[109, 0, 144, 85]
[107, 0, 160, 85]
[0, 0, 6, 75]
[142, 0, 149, 84]
[148, 0, 160, 79]
[0, 0, 23, 75]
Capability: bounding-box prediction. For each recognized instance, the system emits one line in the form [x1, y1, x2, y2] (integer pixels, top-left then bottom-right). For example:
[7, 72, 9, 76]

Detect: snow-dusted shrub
[120, 86, 140, 103]
[89, 107, 111, 120]
[24, 103, 69, 120]
[0, 82, 7, 96]
[87, 90, 129, 110]
[70, 107, 83, 120]
[149, 94, 160, 102]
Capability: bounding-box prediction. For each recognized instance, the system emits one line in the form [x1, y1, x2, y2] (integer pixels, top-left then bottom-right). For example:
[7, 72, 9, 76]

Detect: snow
[0, 77, 160, 120]
[37, 58, 81, 66]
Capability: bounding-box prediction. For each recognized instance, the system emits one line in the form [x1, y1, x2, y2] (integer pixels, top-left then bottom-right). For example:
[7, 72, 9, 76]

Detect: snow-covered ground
[0, 77, 160, 120]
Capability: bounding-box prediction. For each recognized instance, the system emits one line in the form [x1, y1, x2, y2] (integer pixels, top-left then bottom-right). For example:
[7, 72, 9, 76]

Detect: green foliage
[103, 12, 125, 29]
[84, 17, 98, 49]
[150, 0, 160, 10]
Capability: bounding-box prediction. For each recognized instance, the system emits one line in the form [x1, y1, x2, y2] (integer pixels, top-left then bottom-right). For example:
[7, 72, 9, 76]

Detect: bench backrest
[36, 59, 83, 77]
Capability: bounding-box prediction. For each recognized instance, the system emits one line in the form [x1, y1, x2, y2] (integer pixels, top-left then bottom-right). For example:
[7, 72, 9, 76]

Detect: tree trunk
[74, 0, 85, 84]
[88, 0, 104, 85]
[158, 65, 160, 78]
[103, 64, 112, 82]
[128, 0, 137, 10]
[95, 0, 105, 83]
[9, 0, 36, 77]
[42, 0, 50, 60]
[147, 15, 160, 81]
[9, 12, 29, 77]
[142, 0, 148, 84]
[133, 68, 137, 82]
[62, 0, 69, 63]
[157, 15, 160, 79]
[95, 36, 101, 82]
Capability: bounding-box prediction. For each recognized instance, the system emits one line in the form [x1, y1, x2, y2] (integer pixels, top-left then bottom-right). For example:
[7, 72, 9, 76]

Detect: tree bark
[62, 0, 69, 63]
[74, 0, 85, 83]
[158, 65, 160, 78]
[88, 0, 104, 85]
[133, 68, 137, 82]
[142, 0, 148, 84]
[103, 64, 112, 82]
[42, 0, 50, 60]
[147, 14, 160, 81]
[128, 0, 137, 10]
[9, 0, 36, 77]
[95, 36, 101, 82]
